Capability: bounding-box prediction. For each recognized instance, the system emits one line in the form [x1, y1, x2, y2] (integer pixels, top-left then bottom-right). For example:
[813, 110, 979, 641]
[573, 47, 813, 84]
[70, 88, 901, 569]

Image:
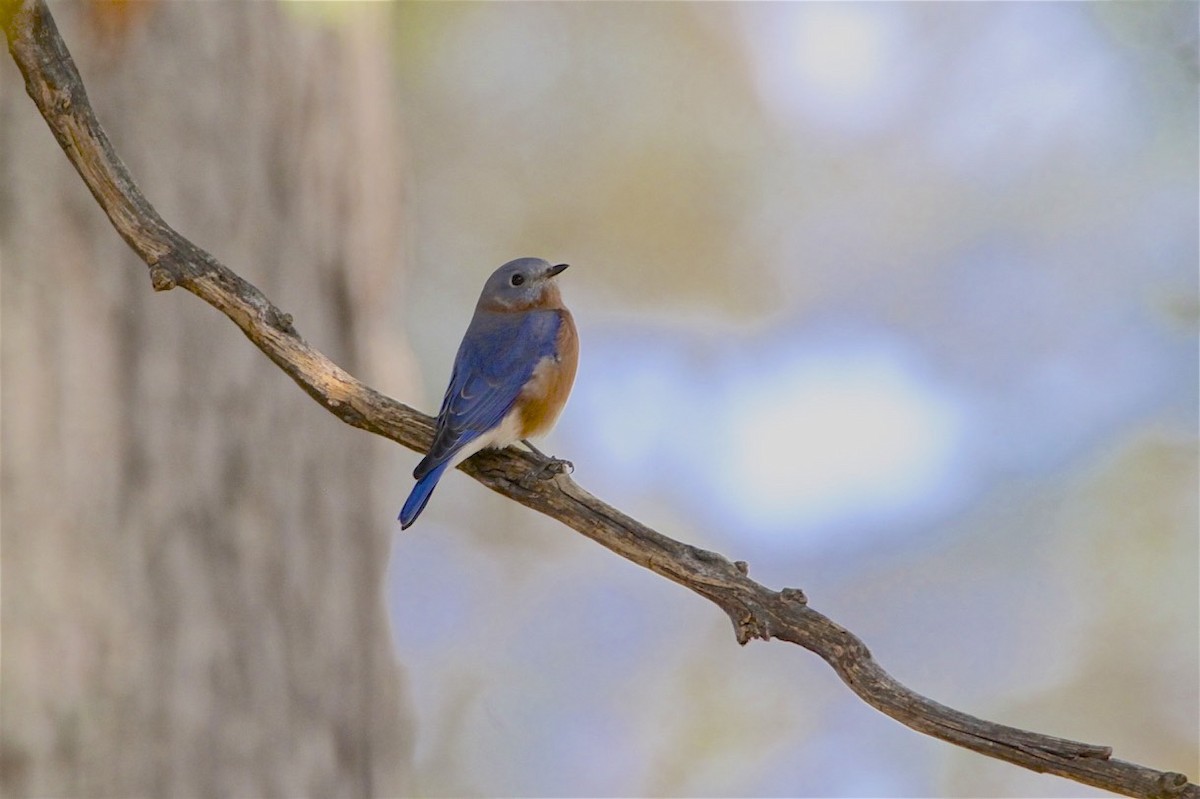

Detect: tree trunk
[0, 2, 413, 796]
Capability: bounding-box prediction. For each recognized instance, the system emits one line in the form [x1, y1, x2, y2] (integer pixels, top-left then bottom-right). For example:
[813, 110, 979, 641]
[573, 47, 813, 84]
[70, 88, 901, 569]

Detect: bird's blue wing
[414, 309, 561, 479]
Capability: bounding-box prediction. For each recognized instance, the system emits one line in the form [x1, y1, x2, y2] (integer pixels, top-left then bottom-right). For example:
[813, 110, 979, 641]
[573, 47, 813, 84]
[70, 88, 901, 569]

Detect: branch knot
[1155, 772, 1191, 798]
[149, 265, 176, 291]
[779, 587, 807, 606]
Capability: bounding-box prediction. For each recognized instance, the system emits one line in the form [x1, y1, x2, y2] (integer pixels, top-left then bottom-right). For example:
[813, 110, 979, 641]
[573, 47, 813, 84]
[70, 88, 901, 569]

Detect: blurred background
[384, 3, 1198, 797]
[2, 2, 1196, 798]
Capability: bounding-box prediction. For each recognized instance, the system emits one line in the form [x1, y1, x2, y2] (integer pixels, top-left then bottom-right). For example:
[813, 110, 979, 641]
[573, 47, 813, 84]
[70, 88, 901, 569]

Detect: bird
[398, 257, 578, 529]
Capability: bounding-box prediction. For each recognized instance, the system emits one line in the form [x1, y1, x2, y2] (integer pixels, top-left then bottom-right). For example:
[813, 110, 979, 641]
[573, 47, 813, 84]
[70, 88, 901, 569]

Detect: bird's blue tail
[398, 461, 450, 530]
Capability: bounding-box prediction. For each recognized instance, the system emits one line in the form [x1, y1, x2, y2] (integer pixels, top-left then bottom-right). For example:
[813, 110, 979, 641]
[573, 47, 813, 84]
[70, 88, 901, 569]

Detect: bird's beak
[547, 263, 569, 278]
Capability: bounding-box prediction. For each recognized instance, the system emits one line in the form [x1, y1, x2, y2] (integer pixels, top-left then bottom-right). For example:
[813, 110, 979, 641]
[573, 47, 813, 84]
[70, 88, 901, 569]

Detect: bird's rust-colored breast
[517, 308, 579, 439]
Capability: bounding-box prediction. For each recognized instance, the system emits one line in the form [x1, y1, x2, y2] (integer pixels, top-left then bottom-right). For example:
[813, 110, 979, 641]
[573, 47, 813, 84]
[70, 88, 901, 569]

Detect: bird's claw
[519, 456, 573, 488]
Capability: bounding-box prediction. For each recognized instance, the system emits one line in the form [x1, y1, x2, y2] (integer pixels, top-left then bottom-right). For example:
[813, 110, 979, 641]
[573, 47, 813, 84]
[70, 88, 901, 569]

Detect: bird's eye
[510, 273, 525, 287]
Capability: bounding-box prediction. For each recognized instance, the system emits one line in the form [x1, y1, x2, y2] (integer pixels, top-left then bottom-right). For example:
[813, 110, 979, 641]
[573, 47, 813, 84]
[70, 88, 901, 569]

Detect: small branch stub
[149, 265, 175, 291]
[1158, 772, 1191, 798]
[779, 587, 807, 606]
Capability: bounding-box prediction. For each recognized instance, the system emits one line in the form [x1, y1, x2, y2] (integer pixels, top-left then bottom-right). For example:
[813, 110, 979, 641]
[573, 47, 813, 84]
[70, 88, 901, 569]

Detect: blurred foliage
[374, 2, 1197, 796]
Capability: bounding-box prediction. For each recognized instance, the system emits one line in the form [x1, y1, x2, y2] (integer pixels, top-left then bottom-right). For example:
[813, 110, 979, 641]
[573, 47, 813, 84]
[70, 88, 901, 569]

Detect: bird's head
[477, 257, 569, 312]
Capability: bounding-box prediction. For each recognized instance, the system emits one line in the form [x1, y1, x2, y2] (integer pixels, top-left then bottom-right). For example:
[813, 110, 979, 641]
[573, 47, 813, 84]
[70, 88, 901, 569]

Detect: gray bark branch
[4, 2, 1194, 797]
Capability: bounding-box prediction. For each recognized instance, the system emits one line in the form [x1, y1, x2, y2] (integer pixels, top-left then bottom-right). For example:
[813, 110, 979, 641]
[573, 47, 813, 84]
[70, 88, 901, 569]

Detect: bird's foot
[519, 454, 574, 489]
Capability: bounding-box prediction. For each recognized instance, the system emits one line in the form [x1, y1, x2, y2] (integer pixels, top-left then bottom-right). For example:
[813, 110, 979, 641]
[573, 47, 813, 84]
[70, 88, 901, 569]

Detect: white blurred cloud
[724, 349, 967, 535]
[739, 4, 915, 136]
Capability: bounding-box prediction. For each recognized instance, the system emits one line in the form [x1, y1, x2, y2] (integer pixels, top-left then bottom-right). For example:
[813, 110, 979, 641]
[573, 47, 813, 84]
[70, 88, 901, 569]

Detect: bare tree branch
[4, 2, 1194, 797]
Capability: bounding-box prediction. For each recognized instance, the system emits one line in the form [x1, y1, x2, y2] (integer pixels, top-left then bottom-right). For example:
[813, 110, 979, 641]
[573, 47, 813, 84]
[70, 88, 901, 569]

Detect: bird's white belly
[445, 409, 525, 470]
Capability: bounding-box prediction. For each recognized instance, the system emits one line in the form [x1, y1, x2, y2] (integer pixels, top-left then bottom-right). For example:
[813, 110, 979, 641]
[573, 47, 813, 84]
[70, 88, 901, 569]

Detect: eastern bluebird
[398, 257, 579, 529]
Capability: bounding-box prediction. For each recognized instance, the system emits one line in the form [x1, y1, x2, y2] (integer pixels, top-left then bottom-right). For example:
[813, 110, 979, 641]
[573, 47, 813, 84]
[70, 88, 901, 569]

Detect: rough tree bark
[2, 2, 1196, 798]
[0, 2, 412, 797]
